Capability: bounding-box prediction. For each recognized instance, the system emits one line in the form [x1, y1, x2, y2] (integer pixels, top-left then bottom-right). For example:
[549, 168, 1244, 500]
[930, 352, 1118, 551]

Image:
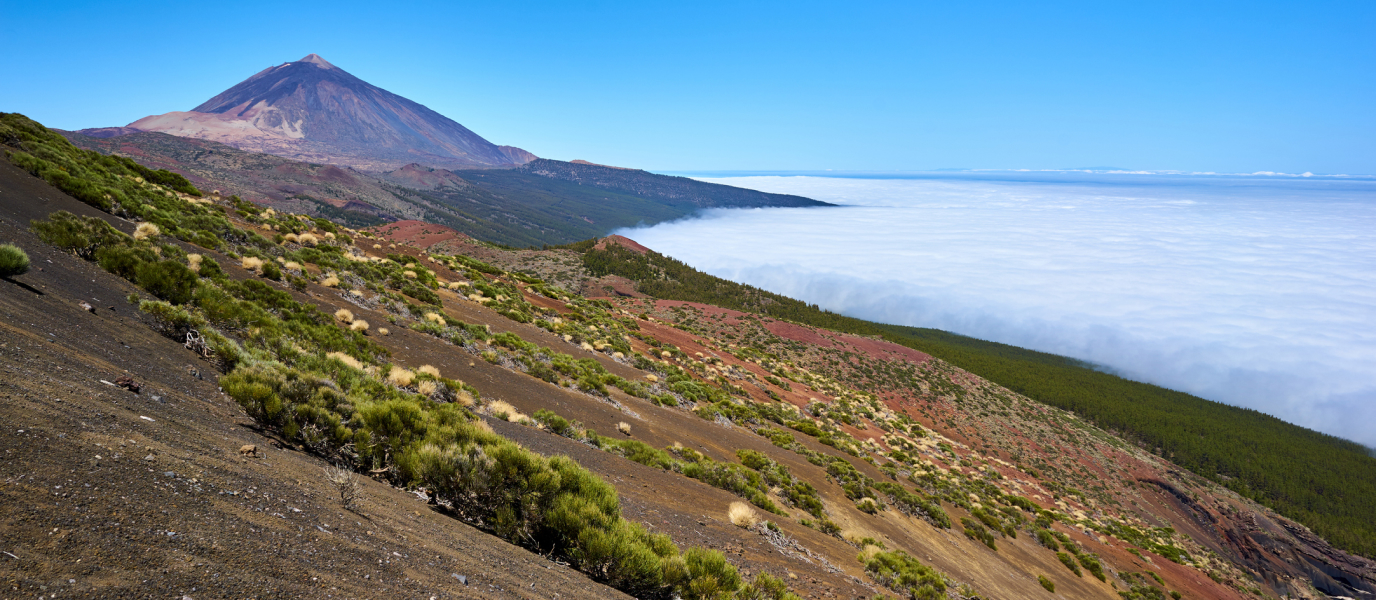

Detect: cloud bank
[615, 174, 1376, 447]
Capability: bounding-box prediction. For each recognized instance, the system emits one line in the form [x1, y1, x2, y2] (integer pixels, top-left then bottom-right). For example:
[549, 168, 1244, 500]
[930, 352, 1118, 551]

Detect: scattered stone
[79, 301, 95, 313]
[452, 573, 467, 585]
[115, 375, 141, 393]
[144, 454, 155, 461]
[238, 444, 260, 458]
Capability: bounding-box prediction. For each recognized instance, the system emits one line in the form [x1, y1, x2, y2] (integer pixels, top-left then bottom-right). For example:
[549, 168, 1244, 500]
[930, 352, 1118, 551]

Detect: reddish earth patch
[369, 220, 470, 250]
[581, 275, 645, 298]
[594, 234, 651, 254]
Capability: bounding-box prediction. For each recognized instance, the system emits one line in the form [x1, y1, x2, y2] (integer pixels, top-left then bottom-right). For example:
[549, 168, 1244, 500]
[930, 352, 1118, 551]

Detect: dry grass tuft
[387, 365, 416, 387]
[417, 380, 438, 396]
[474, 418, 493, 433]
[283, 232, 300, 243]
[456, 389, 475, 407]
[418, 364, 441, 378]
[403, 270, 418, 279]
[448, 281, 468, 290]
[376, 327, 390, 336]
[349, 320, 369, 333]
[326, 351, 365, 371]
[240, 256, 264, 273]
[645, 374, 659, 383]
[489, 400, 526, 422]
[334, 308, 354, 324]
[616, 421, 632, 436]
[373, 244, 382, 249]
[298, 233, 320, 246]
[133, 222, 160, 240]
[322, 275, 340, 288]
[186, 253, 203, 272]
[349, 289, 364, 297]
[424, 312, 445, 325]
[728, 501, 759, 528]
[284, 261, 302, 271]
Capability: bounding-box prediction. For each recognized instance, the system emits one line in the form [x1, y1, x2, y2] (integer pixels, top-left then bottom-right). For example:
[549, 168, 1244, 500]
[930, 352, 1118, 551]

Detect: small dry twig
[324, 465, 362, 511]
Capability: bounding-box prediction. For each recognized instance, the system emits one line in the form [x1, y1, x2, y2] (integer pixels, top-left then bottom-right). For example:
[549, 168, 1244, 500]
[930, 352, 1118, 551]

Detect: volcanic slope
[59, 130, 825, 247]
[0, 161, 629, 599]
[106, 54, 530, 170]
[6, 112, 1370, 599]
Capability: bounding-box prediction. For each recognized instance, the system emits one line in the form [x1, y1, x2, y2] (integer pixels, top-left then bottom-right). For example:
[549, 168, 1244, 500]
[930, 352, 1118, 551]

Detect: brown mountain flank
[89, 54, 535, 171]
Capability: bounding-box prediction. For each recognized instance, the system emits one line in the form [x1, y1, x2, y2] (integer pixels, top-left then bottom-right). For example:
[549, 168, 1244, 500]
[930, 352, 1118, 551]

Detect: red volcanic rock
[369, 220, 469, 250]
[593, 235, 650, 255]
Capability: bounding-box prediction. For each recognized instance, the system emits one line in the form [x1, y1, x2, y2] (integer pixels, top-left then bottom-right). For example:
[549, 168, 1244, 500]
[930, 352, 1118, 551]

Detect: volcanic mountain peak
[296, 53, 336, 68]
[107, 54, 533, 171]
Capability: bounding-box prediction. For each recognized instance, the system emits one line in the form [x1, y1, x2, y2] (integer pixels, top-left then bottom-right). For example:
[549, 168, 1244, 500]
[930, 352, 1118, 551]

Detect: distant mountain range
[78, 54, 534, 170]
[61, 130, 829, 247]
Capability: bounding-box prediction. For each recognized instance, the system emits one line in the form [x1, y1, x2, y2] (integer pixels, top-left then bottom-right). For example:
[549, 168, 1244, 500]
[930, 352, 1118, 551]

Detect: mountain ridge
[84, 54, 533, 171]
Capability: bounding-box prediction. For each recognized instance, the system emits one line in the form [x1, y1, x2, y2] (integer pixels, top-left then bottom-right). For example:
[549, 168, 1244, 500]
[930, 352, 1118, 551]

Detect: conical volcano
[119, 54, 534, 170]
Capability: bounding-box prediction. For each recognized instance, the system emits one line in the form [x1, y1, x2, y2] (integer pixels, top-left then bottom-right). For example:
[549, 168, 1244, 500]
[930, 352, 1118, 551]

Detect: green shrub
[136, 259, 198, 305]
[1035, 528, 1060, 551]
[1078, 553, 1106, 581]
[261, 259, 282, 281]
[1056, 551, 1082, 576]
[737, 572, 800, 600]
[679, 546, 742, 600]
[860, 550, 946, 600]
[94, 244, 157, 279]
[1038, 575, 1055, 593]
[31, 210, 126, 260]
[961, 517, 997, 551]
[533, 409, 573, 436]
[0, 244, 29, 277]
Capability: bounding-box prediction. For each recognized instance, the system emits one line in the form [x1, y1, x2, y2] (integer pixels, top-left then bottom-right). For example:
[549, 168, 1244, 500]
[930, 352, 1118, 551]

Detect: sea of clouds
[616, 173, 1376, 447]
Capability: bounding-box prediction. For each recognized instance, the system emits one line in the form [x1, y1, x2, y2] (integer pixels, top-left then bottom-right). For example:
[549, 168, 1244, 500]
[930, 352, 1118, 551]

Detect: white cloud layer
[615, 174, 1376, 447]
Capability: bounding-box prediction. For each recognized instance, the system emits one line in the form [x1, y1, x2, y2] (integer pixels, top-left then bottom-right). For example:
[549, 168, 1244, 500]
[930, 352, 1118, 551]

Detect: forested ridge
[575, 240, 1376, 559]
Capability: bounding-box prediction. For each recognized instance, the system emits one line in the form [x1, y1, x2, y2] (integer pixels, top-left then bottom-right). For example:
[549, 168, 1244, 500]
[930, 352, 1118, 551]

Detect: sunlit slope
[570, 238, 1376, 559]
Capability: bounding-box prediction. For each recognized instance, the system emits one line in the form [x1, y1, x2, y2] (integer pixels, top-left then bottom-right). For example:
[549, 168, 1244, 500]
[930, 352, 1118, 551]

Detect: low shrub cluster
[0, 244, 30, 277]
[961, 517, 998, 551]
[860, 550, 947, 600]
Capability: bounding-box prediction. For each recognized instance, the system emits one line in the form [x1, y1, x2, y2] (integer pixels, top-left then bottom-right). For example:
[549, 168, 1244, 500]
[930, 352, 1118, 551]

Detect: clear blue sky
[2, 0, 1371, 173]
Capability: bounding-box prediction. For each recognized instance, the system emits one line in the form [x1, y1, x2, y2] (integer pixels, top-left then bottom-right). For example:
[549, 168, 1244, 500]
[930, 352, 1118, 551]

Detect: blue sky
[1, 0, 1371, 173]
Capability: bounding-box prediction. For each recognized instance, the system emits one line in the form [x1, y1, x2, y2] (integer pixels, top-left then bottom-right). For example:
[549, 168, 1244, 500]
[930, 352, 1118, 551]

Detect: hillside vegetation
[572, 239, 1376, 559]
[1, 112, 801, 600]
[516, 159, 830, 209]
[60, 132, 824, 248]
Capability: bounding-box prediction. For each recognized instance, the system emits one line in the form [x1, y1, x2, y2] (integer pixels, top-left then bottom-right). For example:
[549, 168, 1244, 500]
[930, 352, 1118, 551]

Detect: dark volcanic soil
[0, 161, 629, 599]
